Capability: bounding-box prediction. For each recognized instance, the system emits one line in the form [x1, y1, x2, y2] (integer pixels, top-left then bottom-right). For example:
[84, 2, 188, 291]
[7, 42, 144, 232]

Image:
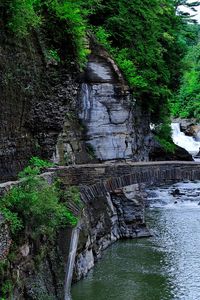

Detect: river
[72, 181, 200, 300]
[171, 123, 200, 157]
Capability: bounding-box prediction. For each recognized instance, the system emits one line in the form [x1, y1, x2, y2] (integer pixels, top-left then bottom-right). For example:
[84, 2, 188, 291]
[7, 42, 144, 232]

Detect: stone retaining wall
[50, 161, 200, 194]
[1, 161, 200, 294]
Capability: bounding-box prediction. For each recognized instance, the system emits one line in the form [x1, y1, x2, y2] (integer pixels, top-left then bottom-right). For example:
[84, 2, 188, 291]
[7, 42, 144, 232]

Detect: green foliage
[7, 0, 92, 68]
[1, 280, 13, 299]
[46, 49, 61, 63]
[115, 49, 148, 89]
[8, 0, 41, 37]
[171, 35, 200, 120]
[64, 186, 82, 207]
[29, 156, 53, 169]
[91, 0, 190, 121]
[45, 0, 90, 68]
[154, 122, 177, 153]
[156, 136, 177, 153]
[0, 157, 77, 238]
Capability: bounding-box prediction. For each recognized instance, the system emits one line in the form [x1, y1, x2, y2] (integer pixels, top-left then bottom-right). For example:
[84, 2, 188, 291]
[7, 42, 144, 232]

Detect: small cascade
[171, 123, 200, 157]
[64, 221, 81, 300]
[79, 83, 91, 121]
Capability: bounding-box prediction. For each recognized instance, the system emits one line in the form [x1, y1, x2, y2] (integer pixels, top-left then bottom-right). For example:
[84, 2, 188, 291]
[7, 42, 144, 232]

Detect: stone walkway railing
[50, 161, 200, 201]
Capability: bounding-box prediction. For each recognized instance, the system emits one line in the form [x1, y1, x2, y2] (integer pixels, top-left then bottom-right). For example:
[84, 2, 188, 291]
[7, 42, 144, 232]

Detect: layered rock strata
[78, 45, 151, 161]
[73, 183, 149, 281]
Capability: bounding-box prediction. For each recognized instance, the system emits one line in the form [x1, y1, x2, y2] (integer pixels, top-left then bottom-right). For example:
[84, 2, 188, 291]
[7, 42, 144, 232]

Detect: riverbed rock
[149, 139, 193, 161]
[173, 119, 200, 141]
[184, 125, 200, 141]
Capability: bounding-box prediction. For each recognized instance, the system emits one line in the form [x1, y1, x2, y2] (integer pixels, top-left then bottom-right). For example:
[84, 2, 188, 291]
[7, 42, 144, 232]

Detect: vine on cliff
[7, 0, 92, 68]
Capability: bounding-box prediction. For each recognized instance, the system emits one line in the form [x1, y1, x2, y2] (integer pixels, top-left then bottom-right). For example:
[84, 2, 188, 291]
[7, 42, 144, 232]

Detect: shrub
[154, 122, 176, 153]
[0, 157, 77, 238]
[8, 0, 42, 37]
[7, 0, 90, 68]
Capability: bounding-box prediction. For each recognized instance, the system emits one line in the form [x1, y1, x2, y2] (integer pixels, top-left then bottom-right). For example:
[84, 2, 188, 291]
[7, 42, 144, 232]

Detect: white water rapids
[171, 123, 200, 157]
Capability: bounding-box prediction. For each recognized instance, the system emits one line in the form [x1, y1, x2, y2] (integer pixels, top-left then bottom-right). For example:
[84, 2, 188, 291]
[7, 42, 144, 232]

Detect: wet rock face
[73, 184, 150, 281]
[149, 138, 193, 161]
[0, 29, 80, 182]
[78, 54, 151, 161]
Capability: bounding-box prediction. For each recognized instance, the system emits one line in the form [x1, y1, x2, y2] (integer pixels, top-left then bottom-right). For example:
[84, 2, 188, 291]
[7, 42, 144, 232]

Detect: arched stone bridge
[52, 161, 200, 201]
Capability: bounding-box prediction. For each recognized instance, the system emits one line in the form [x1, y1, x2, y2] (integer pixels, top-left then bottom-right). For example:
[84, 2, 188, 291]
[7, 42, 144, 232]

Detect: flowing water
[72, 181, 200, 300]
[171, 123, 200, 157]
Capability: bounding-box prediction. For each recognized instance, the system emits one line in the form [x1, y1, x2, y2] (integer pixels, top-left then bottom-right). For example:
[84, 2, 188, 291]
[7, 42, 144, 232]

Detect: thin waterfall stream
[64, 221, 81, 300]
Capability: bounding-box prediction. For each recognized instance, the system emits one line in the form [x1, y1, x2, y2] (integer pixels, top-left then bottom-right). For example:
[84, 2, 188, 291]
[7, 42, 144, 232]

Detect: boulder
[149, 139, 193, 161]
[173, 118, 200, 141]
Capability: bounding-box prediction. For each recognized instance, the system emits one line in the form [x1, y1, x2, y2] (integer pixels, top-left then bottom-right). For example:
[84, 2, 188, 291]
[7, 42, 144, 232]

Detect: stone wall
[0, 27, 95, 182]
[0, 161, 200, 297]
[53, 161, 200, 282]
[73, 183, 150, 281]
[52, 161, 200, 189]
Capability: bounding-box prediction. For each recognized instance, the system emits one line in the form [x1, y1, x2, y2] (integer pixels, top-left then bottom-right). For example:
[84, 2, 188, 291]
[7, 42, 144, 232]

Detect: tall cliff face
[78, 45, 151, 161]
[73, 183, 150, 282]
[0, 29, 153, 297]
[0, 28, 96, 182]
[0, 32, 151, 182]
[0, 28, 77, 181]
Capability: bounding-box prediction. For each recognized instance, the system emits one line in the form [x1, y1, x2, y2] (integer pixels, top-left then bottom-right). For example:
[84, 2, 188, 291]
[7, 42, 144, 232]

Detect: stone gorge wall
[0, 30, 152, 182]
[0, 29, 99, 182]
[0, 28, 78, 181]
[78, 43, 151, 161]
[73, 182, 149, 281]
[54, 161, 200, 281]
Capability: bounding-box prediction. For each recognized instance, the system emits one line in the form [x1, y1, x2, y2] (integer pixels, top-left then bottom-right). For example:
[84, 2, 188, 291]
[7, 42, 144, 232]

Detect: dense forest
[171, 24, 200, 120]
[1, 0, 199, 126]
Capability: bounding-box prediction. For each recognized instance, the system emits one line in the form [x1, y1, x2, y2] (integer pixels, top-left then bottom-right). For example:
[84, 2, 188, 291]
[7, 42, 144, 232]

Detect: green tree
[171, 40, 200, 120]
[91, 0, 187, 123]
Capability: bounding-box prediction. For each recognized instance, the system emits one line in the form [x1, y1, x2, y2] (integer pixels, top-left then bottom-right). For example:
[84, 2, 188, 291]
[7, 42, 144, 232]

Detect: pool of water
[72, 181, 200, 300]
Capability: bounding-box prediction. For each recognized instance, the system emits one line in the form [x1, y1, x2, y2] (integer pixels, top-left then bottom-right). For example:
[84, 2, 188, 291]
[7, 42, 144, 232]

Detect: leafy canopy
[171, 36, 200, 120]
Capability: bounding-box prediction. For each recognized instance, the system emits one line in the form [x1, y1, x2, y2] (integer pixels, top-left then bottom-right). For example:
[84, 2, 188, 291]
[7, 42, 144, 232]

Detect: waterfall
[79, 83, 91, 121]
[64, 221, 81, 300]
[171, 123, 200, 157]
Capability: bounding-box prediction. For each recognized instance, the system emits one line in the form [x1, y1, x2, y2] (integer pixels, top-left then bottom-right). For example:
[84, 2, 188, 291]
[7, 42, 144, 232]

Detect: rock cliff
[0, 175, 150, 299]
[0, 31, 152, 182]
[78, 43, 151, 161]
[0, 24, 152, 300]
[0, 28, 93, 182]
[73, 183, 150, 281]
